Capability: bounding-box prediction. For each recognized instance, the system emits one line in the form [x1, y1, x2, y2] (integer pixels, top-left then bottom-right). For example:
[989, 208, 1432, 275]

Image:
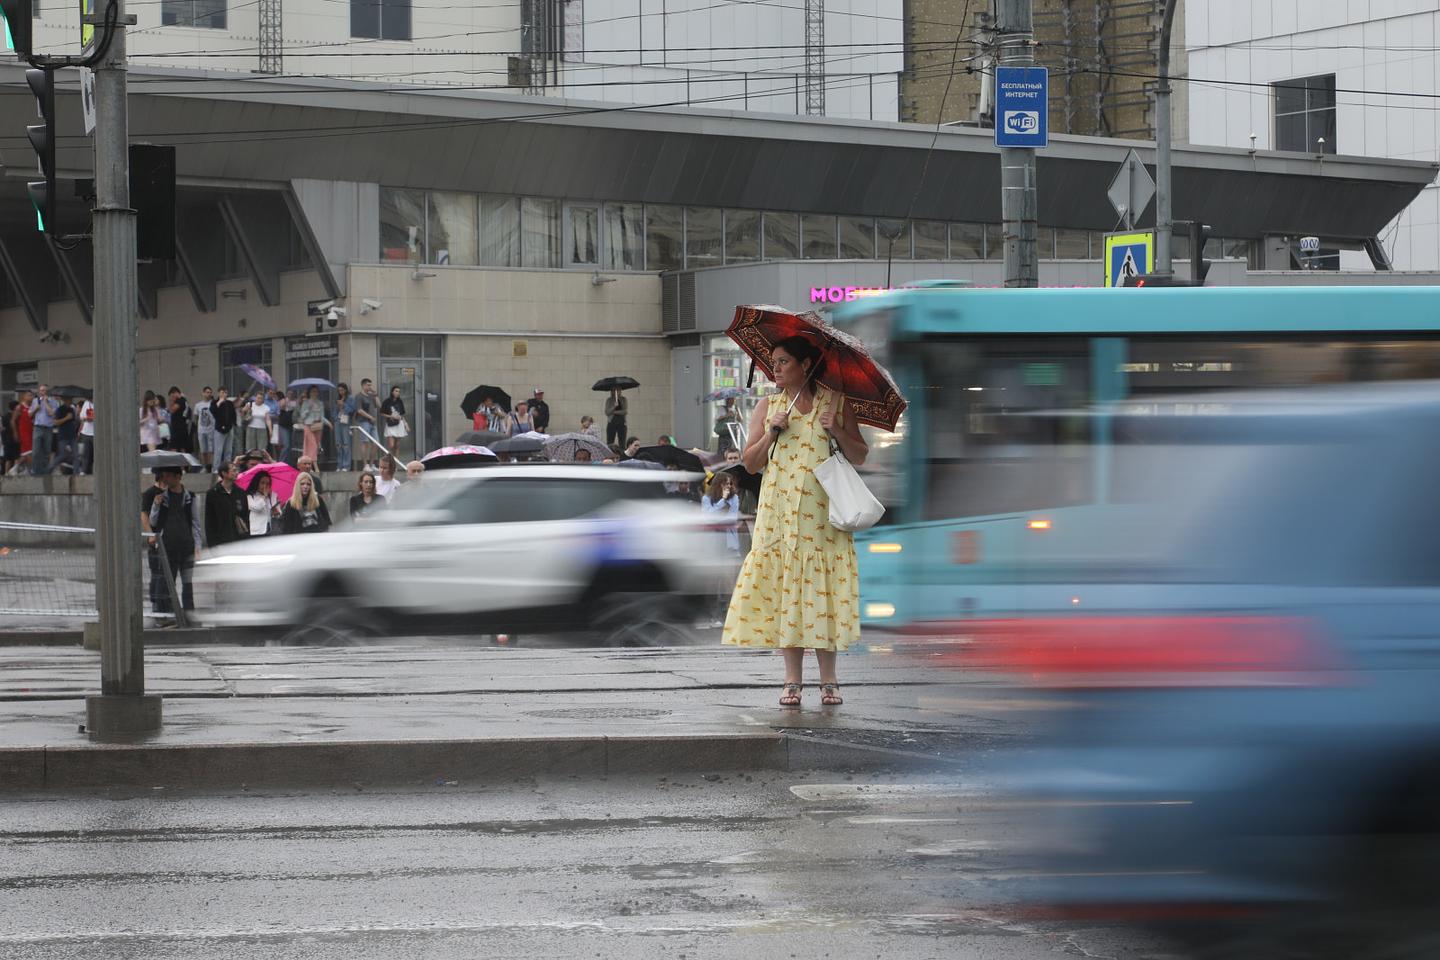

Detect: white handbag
[814, 436, 884, 532]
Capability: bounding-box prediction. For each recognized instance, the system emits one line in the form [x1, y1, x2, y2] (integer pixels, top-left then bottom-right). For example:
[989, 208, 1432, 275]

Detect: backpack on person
[153, 489, 197, 556]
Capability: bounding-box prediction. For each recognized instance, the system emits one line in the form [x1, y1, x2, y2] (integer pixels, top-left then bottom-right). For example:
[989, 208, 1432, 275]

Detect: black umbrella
[460, 384, 512, 418]
[50, 385, 93, 399]
[140, 450, 201, 471]
[490, 436, 545, 458]
[714, 461, 763, 497]
[635, 444, 703, 473]
[592, 376, 640, 392]
[456, 430, 509, 448]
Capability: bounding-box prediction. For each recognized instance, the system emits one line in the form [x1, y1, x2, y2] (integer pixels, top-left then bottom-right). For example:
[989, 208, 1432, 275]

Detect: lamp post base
[85, 695, 163, 737]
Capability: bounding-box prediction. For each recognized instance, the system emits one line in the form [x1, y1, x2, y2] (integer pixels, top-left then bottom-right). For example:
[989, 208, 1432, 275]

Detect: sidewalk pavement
[0, 642, 1046, 793]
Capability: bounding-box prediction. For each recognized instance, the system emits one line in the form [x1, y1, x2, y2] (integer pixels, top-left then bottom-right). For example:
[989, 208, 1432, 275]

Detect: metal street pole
[1154, 0, 1179, 274]
[996, 0, 1038, 288]
[86, 0, 160, 736]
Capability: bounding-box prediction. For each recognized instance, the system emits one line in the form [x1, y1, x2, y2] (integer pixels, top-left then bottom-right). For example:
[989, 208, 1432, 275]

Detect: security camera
[314, 299, 336, 312]
[361, 298, 383, 310]
[325, 306, 346, 323]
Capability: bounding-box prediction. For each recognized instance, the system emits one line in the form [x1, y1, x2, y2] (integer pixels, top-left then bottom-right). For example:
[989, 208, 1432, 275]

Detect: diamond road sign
[1106, 149, 1155, 229]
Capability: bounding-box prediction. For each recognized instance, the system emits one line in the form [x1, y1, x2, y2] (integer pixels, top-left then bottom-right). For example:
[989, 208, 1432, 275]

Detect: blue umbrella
[289, 377, 336, 390]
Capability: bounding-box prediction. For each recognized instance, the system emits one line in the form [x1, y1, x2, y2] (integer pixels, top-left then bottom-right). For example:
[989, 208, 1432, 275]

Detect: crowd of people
[3, 385, 94, 476]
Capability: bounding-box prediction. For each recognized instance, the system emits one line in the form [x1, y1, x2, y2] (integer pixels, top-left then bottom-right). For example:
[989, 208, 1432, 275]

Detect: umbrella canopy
[240, 363, 276, 390]
[140, 450, 201, 471]
[289, 377, 336, 390]
[690, 448, 726, 468]
[713, 461, 764, 497]
[461, 384, 512, 418]
[238, 461, 299, 500]
[421, 445, 498, 469]
[702, 386, 747, 402]
[727, 305, 908, 431]
[490, 436, 545, 457]
[591, 376, 640, 392]
[616, 458, 665, 471]
[456, 430, 509, 448]
[544, 432, 612, 463]
[635, 445, 704, 473]
[49, 385, 92, 400]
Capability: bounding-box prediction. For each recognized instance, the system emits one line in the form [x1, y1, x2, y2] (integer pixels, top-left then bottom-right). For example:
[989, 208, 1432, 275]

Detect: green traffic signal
[0, 0, 33, 56]
[25, 67, 56, 234]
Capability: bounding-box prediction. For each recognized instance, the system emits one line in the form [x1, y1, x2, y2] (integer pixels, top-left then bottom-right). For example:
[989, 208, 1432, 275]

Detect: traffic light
[0, 0, 32, 57]
[25, 68, 56, 233]
[1189, 221, 1212, 285]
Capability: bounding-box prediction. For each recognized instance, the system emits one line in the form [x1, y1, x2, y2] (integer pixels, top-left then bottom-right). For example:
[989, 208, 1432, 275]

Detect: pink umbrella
[238, 461, 299, 501]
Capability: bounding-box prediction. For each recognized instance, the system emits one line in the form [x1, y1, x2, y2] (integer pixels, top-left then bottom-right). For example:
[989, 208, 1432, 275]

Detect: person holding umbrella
[298, 385, 326, 463]
[723, 334, 869, 708]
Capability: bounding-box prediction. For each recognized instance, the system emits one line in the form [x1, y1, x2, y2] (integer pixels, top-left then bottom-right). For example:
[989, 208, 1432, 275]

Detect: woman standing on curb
[721, 335, 868, 708]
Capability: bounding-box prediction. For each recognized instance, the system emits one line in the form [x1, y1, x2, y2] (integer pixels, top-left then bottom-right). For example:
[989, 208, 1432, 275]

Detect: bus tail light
[900, 616, 1346, 688]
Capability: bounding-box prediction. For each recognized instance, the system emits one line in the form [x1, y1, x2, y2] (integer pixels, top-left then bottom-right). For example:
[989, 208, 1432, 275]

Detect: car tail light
[899, 615, 1346, 687]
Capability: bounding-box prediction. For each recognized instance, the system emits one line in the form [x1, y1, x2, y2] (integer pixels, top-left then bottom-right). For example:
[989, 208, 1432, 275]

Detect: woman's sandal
[820, 683, 843, 706]
[779, 682, 803, 707]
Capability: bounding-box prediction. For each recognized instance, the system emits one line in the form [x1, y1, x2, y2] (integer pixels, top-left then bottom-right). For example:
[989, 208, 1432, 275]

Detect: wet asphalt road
[0, 774, 1169, 960]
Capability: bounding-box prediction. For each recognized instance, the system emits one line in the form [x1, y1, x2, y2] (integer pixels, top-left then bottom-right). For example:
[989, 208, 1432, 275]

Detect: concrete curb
[0, 731, 938, 793]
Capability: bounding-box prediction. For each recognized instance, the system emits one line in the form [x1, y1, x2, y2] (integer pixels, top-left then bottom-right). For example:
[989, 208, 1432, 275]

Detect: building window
[877, 219, 910, 259]
[351, 0, 411, 40]
[219, 340, 272, 401]
[801, 214, 838, 259]
[839, 217, 874, 259]
[724, 210, 761, 263]
[481, 195, 521, 267]
[162, 0, 226, 28]
[913, 221, 946, 260]
[605, 203, 644, 270]
[567, 204, 600, 266]
[763, 213, 800, 261]
[521, 197, 561, 268]
[950, 223, 984, 259]
[685, 207, 723, 268]
[427, 192, 477, 266]
[645, 205, 684, 271]
[984, 224, 1003, 259]
[379, 187, 426, 262]
[1275, 74, 1335, 153]
[1055, 228, 1089, 259]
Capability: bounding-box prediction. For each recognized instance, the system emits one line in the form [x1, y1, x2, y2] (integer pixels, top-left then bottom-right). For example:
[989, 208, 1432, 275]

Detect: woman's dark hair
[143, 389, 157, 406]
[337, 382, 349, 395]
[771, 335, 826, 384]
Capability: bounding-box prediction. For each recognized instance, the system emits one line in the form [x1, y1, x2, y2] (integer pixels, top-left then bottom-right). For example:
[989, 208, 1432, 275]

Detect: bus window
[1124, 336, 1440, 394]
[920, 338, 1091, 520]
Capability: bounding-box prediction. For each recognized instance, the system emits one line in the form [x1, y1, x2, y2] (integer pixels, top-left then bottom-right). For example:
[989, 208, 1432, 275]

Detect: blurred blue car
[925, 382, 1440, 958]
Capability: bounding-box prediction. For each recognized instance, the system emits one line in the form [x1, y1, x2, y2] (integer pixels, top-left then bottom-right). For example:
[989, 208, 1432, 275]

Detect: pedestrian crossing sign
[1103, 231, 1155, 287]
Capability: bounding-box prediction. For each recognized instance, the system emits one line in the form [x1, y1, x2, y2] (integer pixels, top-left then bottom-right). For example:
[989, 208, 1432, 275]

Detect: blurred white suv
[194, 465, 733, 644]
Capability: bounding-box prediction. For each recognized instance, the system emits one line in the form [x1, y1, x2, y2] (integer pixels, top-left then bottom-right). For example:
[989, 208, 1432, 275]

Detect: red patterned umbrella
[726, 305, 908, 431]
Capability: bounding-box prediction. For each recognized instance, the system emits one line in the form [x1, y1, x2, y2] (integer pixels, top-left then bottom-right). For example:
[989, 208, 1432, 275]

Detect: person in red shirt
[11, 390, 34, 473]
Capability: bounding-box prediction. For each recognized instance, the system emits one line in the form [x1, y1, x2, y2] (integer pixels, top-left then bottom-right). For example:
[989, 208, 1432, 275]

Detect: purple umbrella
[240, 364, 276, 390]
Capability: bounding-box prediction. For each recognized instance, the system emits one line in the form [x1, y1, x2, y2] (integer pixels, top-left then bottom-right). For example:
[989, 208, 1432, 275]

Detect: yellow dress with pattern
[722, 385, 860, 651]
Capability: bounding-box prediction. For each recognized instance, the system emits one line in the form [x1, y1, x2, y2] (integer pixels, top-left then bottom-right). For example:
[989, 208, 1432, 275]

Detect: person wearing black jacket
[212, 387, 238, 467]
[204, 462, 249, 546]
[277, 471, 332, 535]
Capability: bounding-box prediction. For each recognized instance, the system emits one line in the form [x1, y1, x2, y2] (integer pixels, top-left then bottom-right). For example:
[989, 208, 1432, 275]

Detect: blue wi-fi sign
[995, 66, 1049, 149]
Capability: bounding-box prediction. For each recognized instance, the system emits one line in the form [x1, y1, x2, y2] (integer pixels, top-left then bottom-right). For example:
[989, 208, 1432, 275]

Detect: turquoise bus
[829, 285, 1440, 630]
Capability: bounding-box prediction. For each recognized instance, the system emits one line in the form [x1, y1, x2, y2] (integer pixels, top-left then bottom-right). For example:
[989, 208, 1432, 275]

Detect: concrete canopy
[1, 63, 1436, 259]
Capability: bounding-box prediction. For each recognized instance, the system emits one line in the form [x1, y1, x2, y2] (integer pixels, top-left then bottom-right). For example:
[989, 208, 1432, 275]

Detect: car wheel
[283, 593, 380, 647]
[592, 593, 696, 648]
